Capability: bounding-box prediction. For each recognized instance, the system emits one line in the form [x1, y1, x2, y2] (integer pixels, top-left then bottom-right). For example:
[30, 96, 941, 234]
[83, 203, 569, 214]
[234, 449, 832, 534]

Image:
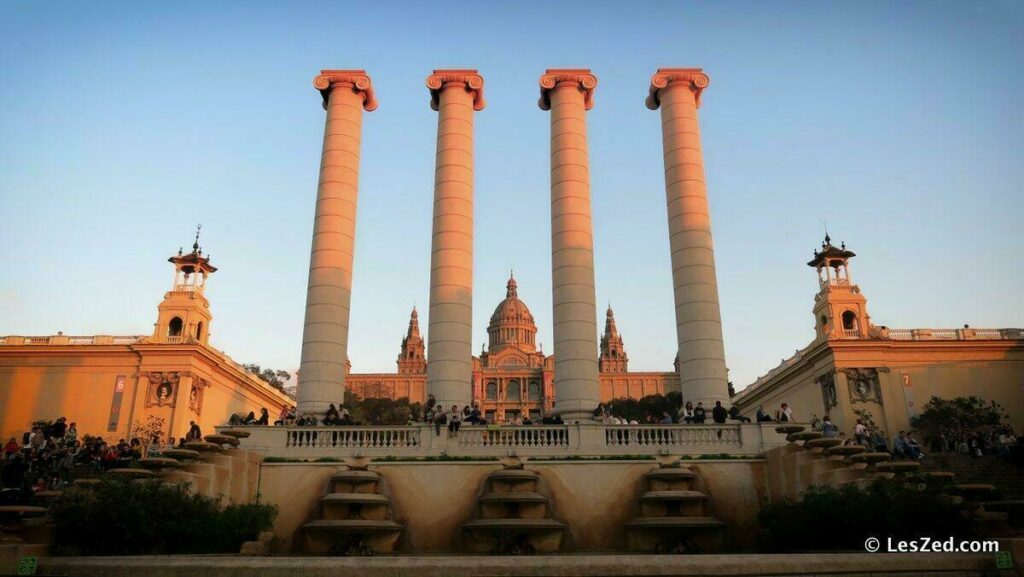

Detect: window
[506, 380, 521, 400]
[821, 315, 828, 328]
[842, 311, 857, 330]
[528, 381, 544, 399]
[168, 317, 183, 337]
[195, 321, 203, 340]
[486, 381, 498, 400]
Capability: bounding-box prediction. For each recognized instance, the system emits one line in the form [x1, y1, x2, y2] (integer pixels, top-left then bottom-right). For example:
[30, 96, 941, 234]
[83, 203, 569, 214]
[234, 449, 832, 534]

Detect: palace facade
[0, 238, 293, 441]
[347, 275, 678, 422]
[732, 236, 1024, 435]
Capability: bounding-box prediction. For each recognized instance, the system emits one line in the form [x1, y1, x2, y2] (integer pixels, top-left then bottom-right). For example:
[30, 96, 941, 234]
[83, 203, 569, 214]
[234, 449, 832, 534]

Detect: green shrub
[49, 478, 277, 555]
[757, 479, 973, 552]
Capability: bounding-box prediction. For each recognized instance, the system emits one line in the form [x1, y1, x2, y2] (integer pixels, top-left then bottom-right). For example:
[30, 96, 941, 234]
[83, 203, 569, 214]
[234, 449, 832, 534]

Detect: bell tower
[599, 305, 628, 373]
[154, 226, 217, 345]
[809, 234, 870, 341]
[397, 306, 427, 374]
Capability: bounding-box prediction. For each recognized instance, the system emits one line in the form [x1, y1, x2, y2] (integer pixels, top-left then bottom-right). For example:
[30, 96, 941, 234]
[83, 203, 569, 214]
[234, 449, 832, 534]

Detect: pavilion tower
[599, 305, 628, 373]
[809, 235, 870, 340]
[154, 227, 216, 346]
[297, 70, 377, 415]
[647, 68, 730, 406]
[397, 307, 427, 374]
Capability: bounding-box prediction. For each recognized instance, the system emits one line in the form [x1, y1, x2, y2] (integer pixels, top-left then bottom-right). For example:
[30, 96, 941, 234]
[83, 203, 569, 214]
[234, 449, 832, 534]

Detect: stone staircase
[0, 430, 264, 572]
[920, 453, 1024, 499]
[764, 426, 1024, 539]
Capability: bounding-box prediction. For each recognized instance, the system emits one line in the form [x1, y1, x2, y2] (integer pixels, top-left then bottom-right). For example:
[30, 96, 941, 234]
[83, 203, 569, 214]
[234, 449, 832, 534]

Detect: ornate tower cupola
[397, 306, 427, 374]
[487, 273, 538, 353]
[155, 226, 217, 345]
[599, 305, 628, 373]
[809, 234, 870, 340]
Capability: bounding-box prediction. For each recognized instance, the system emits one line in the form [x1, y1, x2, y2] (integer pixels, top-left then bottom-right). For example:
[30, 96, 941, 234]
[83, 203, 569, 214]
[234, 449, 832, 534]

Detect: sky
[1, 0, 1022, 391]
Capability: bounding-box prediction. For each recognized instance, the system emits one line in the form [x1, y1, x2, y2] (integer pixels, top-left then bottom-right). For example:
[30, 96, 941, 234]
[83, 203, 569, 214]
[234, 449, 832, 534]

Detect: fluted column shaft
[647, 68, 729, 406]
[425, 70, 485, 410]
[298, 70, 377, 414]
[539, 69, 601, 421]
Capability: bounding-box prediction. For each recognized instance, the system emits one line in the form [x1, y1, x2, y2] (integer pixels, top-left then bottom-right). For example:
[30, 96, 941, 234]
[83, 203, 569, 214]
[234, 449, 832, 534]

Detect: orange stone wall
[0, 341, 292, 442]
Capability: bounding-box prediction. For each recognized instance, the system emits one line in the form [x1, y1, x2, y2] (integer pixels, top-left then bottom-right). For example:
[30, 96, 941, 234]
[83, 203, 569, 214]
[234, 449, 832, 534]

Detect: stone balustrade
[218, 422, 788, 458]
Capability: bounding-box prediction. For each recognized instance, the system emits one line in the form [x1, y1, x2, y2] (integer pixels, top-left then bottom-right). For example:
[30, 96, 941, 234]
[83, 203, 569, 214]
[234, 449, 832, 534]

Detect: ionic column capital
[426, 69, 486, 111]
[538, 68, 597, 111]
[646, 68, 710, 110]
[313, 69, 378, 111]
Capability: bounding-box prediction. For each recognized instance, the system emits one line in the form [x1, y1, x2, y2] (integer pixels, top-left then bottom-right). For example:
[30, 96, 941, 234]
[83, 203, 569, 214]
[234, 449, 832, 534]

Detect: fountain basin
[462, 518, 565, 554]
[825, 445, 866, 457]
[624, 516, 726, 553]
[775, 425, 806, 435]
[331, 470, 382, 494]
[302, 519, 403, 554]
[478, 492, 550, 520]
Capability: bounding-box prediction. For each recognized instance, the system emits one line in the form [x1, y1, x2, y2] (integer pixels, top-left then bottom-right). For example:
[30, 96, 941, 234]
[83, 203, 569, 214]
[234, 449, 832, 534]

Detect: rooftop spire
[193, 223, 202, 254]
[506, 271, 518, 298]
[407, 305, 420, 338]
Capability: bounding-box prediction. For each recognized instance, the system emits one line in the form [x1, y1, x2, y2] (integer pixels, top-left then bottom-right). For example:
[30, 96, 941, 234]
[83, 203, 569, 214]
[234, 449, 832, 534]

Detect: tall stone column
[297, 70, 378, 415]
[425, 70, 485, 410]
[646, 68, 729, 406]
[539, 69, 601, 421]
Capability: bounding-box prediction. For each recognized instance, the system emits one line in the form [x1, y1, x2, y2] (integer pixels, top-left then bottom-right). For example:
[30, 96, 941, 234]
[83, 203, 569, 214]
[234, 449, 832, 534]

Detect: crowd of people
[0, 416, 210, 501]
[804, 411, 1021, 462]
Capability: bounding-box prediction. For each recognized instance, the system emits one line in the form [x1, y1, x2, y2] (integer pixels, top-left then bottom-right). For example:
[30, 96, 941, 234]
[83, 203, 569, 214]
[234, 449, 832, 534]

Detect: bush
[757, 479, 973, 552]
[49, 478, 277, 555]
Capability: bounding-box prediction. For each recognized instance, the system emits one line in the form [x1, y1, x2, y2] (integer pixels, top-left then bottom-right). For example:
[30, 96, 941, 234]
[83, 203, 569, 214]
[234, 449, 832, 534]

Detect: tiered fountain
[301, 458, 404, 555]
[624, 461, 725, 553]
[461, 459, 566, 554]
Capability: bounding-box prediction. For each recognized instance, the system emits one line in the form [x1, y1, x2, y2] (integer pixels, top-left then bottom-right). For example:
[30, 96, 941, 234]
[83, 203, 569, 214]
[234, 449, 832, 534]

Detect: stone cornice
[646, 68, 710, 110]
[538, 68, 597, 111]
[426, 69, 485, 111]
[313, 69, 378, 112]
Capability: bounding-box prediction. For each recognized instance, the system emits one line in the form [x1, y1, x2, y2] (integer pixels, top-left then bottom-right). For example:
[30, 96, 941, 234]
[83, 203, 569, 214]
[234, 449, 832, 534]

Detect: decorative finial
[193, 223, 202, 253]
[841, 241, 846, 250]
[178, 247, 183, 256]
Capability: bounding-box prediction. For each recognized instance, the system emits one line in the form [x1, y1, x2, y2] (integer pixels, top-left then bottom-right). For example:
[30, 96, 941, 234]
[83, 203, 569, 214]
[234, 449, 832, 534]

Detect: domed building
[346, 274, 679, 422]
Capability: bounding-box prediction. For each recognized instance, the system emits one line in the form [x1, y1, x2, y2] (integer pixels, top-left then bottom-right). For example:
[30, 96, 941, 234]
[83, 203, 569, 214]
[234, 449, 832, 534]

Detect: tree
[341, 391, 420, 425]
[129, 415, 167, 447]
[913, 395, 1008, 444]
[242, 363, 292, 394]
[608, 393, 684, 423]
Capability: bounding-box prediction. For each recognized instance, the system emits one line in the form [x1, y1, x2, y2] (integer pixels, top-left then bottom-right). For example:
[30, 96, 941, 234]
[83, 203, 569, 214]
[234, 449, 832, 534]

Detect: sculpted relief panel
[844, 367, 886, 405]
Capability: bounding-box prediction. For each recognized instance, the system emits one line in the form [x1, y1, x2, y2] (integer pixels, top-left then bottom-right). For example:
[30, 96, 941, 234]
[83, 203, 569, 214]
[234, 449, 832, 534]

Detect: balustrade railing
[286, 426, 421, 449]
[225, 422, 780, 458]
[604, 424, 741, 448]
[457, 425, 569, 449]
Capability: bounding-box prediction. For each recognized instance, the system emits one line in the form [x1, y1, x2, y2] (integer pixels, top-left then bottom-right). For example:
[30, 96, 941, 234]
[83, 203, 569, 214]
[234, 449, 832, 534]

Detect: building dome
[487, 274, 537, 352]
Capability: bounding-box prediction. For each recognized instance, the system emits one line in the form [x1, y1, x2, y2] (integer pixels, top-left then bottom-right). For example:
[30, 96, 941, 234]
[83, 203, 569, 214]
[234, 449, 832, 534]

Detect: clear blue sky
[2, 1, 1022, 390]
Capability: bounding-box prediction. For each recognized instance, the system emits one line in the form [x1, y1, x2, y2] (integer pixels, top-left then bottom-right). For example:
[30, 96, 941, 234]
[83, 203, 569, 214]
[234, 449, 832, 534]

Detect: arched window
[820, 315, 828, 328]
[195, 321, 203, 340]
[842, 311, 857, 331]
[528, 381, 541, 401]
[506, 380, 521, 401]
[168, 317, 183, 337]
[486, 381, 498, 400]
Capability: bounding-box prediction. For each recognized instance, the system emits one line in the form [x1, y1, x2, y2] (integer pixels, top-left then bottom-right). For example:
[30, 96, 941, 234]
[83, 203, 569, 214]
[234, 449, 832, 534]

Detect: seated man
[729, 406, 751, 423]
